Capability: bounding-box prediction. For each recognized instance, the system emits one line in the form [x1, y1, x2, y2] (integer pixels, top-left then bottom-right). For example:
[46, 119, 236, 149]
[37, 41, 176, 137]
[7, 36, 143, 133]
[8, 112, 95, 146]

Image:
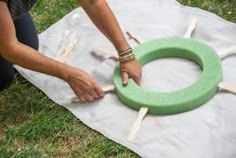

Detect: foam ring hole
[140, 49, 203, 92]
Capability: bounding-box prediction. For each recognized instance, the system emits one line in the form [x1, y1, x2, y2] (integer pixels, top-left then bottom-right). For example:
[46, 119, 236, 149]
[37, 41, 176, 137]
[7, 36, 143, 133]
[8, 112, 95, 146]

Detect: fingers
[120, 58, 142, 86]
[132, 72, 142, 85]
[89, 85, 104, 99]
[79, 96, 87, 103]
[86, 95, 94, 102]
[94, 85, 105, 97]
[90, 88, 99, 99]
[68, 68, 106, 103]
[122, 71, 129, 85]
[122, 71, 142, 85]
[77, 83, 104, 103]
[132, 76, 140, 85]
[79, 95, 93, 103]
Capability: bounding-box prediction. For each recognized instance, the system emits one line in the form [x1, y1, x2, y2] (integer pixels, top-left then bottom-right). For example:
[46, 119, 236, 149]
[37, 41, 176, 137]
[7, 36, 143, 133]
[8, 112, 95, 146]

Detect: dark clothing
[14, 12, 39, 49]
[0, 12, 38, 90]
[0, 55, 14, 90]
[0, 0, 37, 20]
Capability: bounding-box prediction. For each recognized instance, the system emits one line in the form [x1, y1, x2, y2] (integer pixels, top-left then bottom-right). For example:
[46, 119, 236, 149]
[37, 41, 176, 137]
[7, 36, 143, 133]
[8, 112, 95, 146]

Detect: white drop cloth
[15, 0, 236, 157]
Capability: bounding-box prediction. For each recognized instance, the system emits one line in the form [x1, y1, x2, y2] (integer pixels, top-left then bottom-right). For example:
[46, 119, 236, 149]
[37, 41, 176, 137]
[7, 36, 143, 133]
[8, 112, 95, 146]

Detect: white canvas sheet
[15, 0, 236, 157]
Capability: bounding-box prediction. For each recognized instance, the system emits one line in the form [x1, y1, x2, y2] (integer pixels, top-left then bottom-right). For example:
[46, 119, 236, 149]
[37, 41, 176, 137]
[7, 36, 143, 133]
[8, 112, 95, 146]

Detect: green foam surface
[113, 37, 222, 115]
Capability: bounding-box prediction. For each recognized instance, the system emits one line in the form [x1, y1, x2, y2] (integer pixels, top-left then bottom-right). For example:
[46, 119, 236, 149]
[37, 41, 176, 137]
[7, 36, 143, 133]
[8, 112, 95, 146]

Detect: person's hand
[120, 58, 142, 85]
[66, 67, 104, 103]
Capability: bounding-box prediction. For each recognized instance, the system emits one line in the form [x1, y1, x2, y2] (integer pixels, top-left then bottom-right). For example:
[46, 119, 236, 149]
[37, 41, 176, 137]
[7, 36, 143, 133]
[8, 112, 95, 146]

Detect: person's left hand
[120, 58, 142, 85]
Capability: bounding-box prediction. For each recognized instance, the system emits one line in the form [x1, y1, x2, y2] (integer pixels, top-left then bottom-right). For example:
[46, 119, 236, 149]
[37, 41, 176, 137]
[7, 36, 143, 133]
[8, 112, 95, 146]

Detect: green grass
[31, 0, 78, 32]
[0, 0, 235, 157]
[179, 0, 236, 23]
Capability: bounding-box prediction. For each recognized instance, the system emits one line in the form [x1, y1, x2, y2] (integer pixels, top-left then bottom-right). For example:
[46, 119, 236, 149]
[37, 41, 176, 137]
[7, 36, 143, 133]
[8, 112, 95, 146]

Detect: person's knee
[0, 70, 14, 90]
[0, 57, 15, 91]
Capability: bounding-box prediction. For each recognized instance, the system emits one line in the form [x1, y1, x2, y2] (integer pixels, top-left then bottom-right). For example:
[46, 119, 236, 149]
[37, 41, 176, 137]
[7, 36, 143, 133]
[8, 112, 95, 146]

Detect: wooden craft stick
[218, 45, 236, 59]
[91, 47, 118, 59]
[184, 17, 198, 38]
[71, 84, 115, 103]
[128, 107, 148, 141]
[55, 32, 77, 63]
[102, 84, 115, 92]
[218, 82, 236, 94]
[126, 31, 144, 44]
[90, 31, 144, 61]
[71, 96, 81, 103]
[58, 40, 76, 63]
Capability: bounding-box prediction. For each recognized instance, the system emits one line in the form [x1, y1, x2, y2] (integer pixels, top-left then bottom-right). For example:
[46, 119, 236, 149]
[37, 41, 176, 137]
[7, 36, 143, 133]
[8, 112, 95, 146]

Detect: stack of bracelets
[118, 48, 135, 62]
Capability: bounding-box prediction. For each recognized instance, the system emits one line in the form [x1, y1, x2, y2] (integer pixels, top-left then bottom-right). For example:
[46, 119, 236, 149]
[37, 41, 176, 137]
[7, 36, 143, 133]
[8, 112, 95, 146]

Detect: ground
[0, 0, 235, 157]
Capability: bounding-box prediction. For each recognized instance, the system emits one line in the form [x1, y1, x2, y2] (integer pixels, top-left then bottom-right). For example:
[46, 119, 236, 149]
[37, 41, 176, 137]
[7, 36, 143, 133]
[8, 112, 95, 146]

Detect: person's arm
[0, 2, 104, 102]
[80, 0, 142, 84]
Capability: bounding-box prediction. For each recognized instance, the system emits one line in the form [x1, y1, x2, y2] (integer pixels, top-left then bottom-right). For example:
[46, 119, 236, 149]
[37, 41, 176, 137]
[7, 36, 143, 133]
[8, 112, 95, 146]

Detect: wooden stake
[91, 47, 118, 60]
[55, 32, 77, 63]
[102, 84, 115, 92]
[126, 31, 144, 44]
[128, 107, 148, 141]
[218, 82, 236, 94]
[184, 17, 198, 38]
[90, 31, 144, 61]
[218, 45, 236, 59]
[71, 84, 115, 103]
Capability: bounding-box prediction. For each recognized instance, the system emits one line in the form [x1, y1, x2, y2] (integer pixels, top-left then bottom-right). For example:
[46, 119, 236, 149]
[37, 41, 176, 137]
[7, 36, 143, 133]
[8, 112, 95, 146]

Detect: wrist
[114, 39, 130, 52]
[119, 57, 136, 64]
[58, 65, 74, 82]
[118, 48, 136, 62]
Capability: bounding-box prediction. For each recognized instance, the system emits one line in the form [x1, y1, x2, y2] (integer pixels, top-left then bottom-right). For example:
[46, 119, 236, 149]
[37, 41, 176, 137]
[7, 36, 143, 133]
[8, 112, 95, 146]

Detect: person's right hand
[65, 67, 104, 103]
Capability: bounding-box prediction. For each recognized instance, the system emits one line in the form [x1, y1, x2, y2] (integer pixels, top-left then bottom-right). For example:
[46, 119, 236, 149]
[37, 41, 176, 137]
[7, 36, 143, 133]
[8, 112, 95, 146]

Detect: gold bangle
[119, 54, 135, 62]
[119, 56, 135, 62]
[119, 53, 134, 60]
[118, 48, 133, 56]
[119, 51, 133, 57]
